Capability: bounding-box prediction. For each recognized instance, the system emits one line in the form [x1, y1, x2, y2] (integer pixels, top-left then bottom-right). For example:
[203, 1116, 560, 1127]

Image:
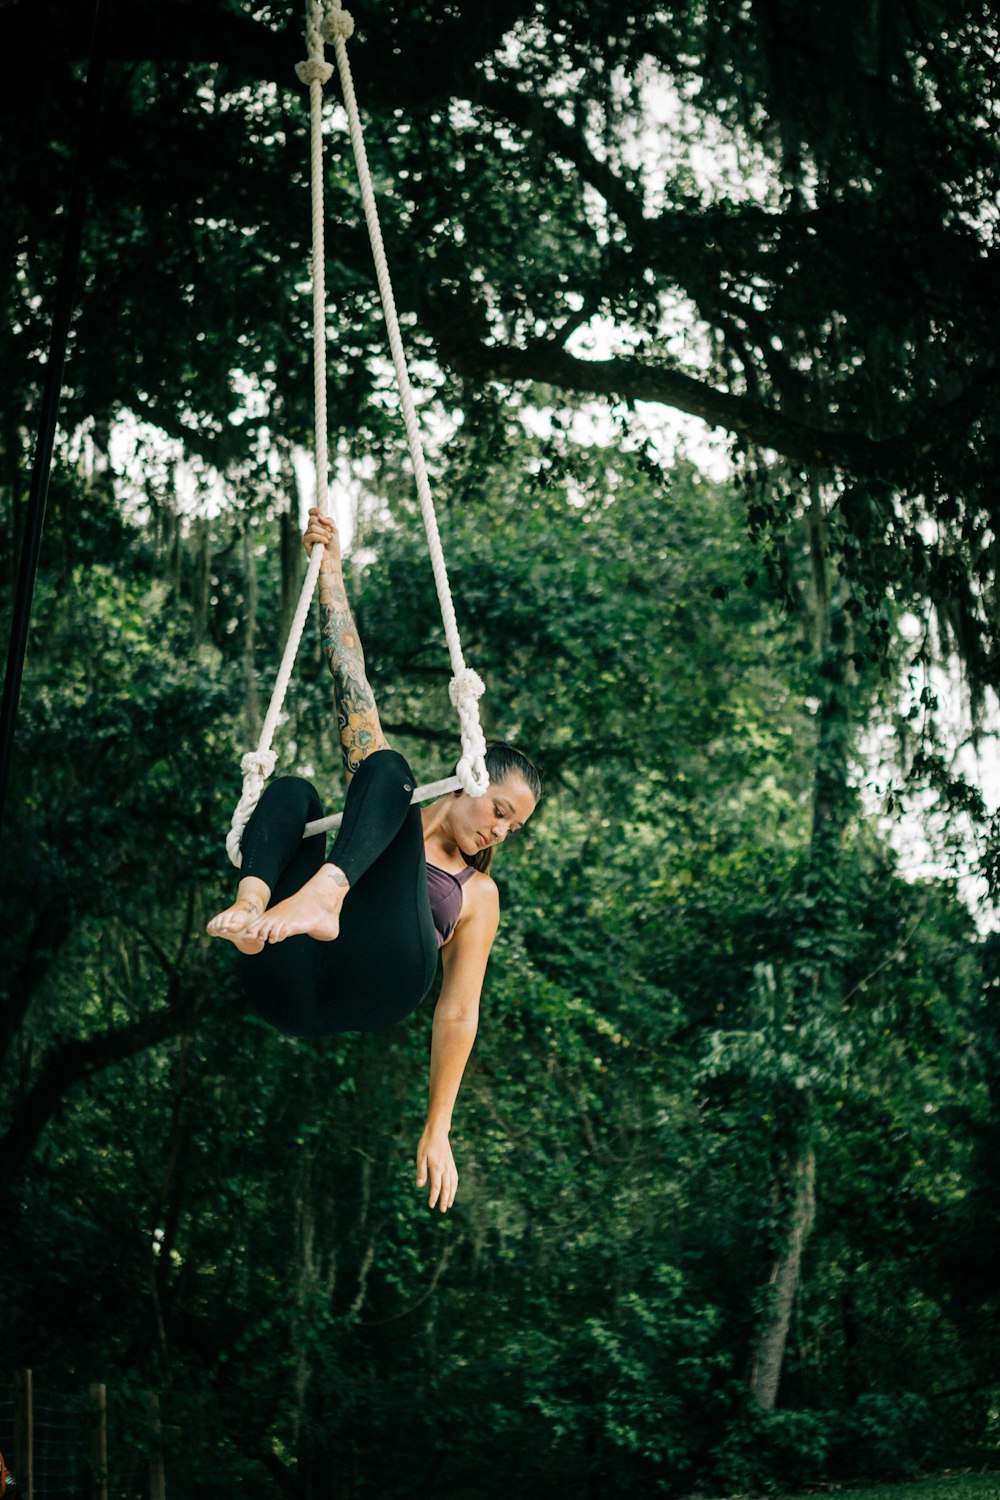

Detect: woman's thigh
[240, 804, 438, 1037]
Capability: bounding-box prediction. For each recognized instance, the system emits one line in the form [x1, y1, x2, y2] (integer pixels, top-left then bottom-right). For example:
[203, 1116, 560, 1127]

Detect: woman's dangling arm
[416, 876, 499, 1213]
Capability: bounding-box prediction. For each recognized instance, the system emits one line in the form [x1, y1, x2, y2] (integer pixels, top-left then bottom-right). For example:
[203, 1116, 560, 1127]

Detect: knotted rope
[226, 0, 488, 867]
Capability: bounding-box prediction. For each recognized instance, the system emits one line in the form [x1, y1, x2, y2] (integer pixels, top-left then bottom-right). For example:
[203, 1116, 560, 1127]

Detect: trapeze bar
[301, 775, 466, 837]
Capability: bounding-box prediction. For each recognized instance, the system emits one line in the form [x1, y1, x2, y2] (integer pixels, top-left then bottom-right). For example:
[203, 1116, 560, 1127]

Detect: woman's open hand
[416, 1125, 459, 1213]
[303, 506, 341, 566]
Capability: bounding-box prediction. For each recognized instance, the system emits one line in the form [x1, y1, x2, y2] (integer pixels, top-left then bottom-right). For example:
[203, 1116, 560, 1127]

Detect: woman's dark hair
[465, 741, 541, 874]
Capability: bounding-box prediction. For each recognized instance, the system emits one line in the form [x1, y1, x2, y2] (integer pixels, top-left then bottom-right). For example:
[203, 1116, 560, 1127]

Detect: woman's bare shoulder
[458, 868, 500, 927]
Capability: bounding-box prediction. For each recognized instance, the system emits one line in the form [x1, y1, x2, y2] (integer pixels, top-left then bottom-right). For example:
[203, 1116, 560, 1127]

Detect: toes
[247, 918, 280, 943]
[209, 907, 257, 936]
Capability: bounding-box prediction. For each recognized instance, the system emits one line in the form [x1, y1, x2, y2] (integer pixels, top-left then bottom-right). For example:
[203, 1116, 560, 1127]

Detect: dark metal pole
[0, 0, 111, 835]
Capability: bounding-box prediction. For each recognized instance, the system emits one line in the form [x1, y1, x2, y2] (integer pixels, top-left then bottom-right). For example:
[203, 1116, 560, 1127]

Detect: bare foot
[244, 866, 348, 944]
[206, 898, 267, 955]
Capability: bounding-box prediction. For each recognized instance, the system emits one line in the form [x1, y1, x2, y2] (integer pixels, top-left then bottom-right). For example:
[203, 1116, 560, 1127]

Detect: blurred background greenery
[2, 1, 998, 1495]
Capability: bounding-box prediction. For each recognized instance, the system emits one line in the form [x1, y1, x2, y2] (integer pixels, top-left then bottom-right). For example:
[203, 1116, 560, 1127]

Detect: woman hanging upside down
[207, 508, 540, 1214]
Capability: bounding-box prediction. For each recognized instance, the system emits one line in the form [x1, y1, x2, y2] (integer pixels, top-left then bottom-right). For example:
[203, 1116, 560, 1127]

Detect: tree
[3, 1, 996, 702]
[2, 5, 998, 1490]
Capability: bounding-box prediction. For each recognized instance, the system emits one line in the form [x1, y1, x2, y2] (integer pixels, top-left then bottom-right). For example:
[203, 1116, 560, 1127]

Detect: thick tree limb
[746, 1147, 817, 1411]
[436, 330, 998, 481]
[436, 332, 886, 470]
[0, 988, 203, 1187]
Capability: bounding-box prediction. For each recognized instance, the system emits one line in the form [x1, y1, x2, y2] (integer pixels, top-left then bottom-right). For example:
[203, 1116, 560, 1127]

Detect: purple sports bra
[426, 860, 477, 948]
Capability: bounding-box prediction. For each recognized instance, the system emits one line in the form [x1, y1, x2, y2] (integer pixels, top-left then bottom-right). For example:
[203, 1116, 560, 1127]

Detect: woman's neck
[421, 798, 462, 861]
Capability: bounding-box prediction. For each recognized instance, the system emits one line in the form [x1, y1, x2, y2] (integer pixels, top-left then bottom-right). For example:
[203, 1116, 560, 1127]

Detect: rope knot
[455, 754, 490, 798]
[322, 6, 355, 40]
[448, 668, 485, 710]
[296, 58, 334, 85]
[241, 749, 277, 780]
[226, 748, 278, 867]
[448, 669, 488, 797]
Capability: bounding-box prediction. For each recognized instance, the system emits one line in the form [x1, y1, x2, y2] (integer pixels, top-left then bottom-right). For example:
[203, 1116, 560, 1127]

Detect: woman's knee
[354, 748, 415, 793]
[262, 775, 323, 820]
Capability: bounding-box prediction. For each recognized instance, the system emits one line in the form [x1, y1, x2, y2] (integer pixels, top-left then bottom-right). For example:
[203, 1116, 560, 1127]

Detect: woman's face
[452, 773, 537, 858]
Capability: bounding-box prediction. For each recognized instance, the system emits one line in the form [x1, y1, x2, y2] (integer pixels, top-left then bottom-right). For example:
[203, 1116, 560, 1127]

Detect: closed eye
[495, 797, 524, 832]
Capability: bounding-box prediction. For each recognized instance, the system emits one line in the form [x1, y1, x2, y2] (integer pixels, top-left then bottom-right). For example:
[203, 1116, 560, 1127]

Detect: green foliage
[2, 435, 996, 1498]
[788, 1478, 1000, 1500]
[2, 0, 997, 719]
[711, 1406, 836, 1495]
[832, 1393, 940, 1479]
[2, 9, 999, 1470]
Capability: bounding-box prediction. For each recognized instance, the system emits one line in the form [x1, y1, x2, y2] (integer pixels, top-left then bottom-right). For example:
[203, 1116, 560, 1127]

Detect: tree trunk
[743, 481, 846, 1413]
[191, 514, 211, 650]
[279, 473, 302, 648]
[746, 1146, 817, 1411]
[241, 524, 261, 744]
[0, 899, 73, 1071]
[806, 481, 853, 885]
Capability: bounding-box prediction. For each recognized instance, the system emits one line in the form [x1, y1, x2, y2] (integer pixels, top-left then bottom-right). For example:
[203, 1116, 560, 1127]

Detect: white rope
[226, 0, 488, 868]
[226, 0, 334, 867]
[324, 1, 488, 796]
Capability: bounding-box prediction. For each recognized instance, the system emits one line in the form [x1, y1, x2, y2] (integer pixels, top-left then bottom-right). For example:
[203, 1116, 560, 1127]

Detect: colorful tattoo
[318, 569, 384, 775]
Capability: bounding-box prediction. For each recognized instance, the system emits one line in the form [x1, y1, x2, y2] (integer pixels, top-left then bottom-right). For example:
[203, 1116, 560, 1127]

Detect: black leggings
[236, 749, 439, 1038]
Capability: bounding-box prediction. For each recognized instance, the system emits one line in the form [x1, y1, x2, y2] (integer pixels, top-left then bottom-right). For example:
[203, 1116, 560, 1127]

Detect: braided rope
[324, 2, 488, 796]
[226, 0, 487, 867]
[226, 0, 333, 867]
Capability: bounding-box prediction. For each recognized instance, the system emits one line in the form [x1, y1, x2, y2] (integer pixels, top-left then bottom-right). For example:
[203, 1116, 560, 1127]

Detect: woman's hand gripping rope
[303, 505, 341, 565]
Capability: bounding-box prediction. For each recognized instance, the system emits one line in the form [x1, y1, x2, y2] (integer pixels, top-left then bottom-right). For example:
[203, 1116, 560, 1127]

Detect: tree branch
[435, 329, 997, 480]
[0, 988, 204, 1187]
[436, 330, 885, 470]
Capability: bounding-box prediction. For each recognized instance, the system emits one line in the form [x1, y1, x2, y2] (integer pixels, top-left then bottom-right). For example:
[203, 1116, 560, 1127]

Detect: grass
[784, 1477, 1000, 1500]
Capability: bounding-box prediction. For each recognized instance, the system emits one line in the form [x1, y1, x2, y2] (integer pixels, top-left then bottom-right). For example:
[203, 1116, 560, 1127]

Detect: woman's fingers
[415, 1137, 458, 1212]
[432, 1165, 458, 1213]
[303, 507, 338, 554]
[428, 1159, 446, 1210]
[419, 1161, 456, 1212]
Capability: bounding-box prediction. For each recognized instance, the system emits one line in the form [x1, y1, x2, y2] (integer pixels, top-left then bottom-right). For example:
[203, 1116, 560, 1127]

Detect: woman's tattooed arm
[318, 564, 388, 777]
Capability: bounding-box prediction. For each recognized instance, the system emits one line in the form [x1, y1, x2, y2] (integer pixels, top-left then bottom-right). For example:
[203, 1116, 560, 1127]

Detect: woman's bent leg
[242, 754, 439, 1037]
[239, 776, 328, 900]
[320, 796, 439, 1032]
[245, 750, 421, 945]
[208, 778, 327, 948]
[327, 749, 417, 886]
